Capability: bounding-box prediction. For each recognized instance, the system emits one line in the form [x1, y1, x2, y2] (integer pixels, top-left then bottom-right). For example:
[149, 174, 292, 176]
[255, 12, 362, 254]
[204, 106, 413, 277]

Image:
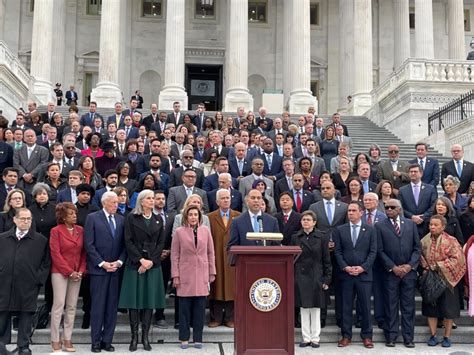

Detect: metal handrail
[428, 90, 474, 135]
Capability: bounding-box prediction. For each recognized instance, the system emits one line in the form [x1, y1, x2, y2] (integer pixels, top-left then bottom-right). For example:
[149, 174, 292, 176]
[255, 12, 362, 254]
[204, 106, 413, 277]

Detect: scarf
[117, 204, 126, 215]
[82, 169, 93, 184]
[420, 232, 466, 289]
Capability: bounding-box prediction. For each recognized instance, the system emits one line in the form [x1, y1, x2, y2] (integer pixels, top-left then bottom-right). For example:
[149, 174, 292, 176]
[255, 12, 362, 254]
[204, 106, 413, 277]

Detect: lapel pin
[362, 228, 366, 232]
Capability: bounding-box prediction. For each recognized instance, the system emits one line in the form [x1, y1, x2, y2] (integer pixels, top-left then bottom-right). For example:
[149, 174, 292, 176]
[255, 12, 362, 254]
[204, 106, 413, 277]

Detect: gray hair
[363, 192, 379, 201]
[443, 175, 460, 188]
[31, 183, 51, 199]
[101, 191, 118, 203]
[219, 173, 232, 182]
[132, 189, 155, 215]
[180, 149, 193, 159]
[216, 188, 231, 201]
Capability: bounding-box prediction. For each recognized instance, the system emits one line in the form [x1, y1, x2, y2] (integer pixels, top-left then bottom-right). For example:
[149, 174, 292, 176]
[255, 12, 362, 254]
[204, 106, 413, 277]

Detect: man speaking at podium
[228, 189, 280, 247]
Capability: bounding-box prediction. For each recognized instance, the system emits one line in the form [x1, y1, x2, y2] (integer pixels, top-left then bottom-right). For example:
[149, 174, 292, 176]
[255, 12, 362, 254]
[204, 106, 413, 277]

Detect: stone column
[282, 0, 292, 105]
[223, 0, 253, 112]
[51, 0, 66, 88]
[350, 0, 372, 115]
[0, 0, 5, 40]
[415, 0, 434, 59]
[158, 0, 188, 110]
[287, 0, 317, 114]
[448, 0, 465, 60]
[91, 0, 123, 107]
[393, 0, 410, 68]
[30, 0, 55, 104]
[338, 0, 354, 111]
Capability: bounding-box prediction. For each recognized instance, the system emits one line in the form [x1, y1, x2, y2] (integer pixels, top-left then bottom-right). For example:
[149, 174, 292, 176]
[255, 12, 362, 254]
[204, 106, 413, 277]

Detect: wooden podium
[229, 246, 301, 355]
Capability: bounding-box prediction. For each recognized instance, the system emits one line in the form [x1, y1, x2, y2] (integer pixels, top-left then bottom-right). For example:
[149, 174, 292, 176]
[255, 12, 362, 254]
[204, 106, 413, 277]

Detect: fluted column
[223, 0, 253, 112]
[51, 0, 66, 87]
[282, 0, 292, 105]
[415, 0, 434, 58]
[30, 0, 55, 104]
[287, 0, 317, 114]
[0, 0, 5, 40]
[91, 0, 123, 107]
[393, 0, 410, 68]
[448, 0, 465, 60]
[350, 0, 372, 115]
[338, 0, 354, 110]
[158, 0, 187, 110]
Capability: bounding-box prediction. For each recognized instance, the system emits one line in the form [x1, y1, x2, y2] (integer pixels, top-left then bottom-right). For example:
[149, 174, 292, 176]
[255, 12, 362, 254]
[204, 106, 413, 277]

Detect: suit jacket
[398, 182, 437, 234]
[49, 224, 87, 276]
[362, 210, 387, 225]
[0, 183, 29, 208]
[274, 176, 292, 207]
[166, 112, 184, 127]
[80, 112, 104, 128]
[138, 170, 170, 196]
[41, 111, 57, 124]
[207, 188, 243, 212]
[13, 144, 49, 181]
[204, 146, 230, 160]
[238, 174, 274, 198]
[377, 160, 410, 190]
[228, 212, 280, 248]
[309, 199, 348, 237]
[228, 157, 252, 179]
[441, 159, 474, 194]
[291, 189, 314, 213]
[375, 217, 420, 280]
[333, 223, 377, 281]
[171, 225, 216, 297]
[330, 123, 349, 137]
[261, 152, 284, 180]
[0, 142, 14, 174]
[267, 129, 288, 142]
[84, 210, 126, 276]
[142, 113, 160, 130]
[107, 114, 126, 129]
[409, 157, 440, 187]
[65, 90, 78, 105]
[276, 211, 302, 245]
[203, 173, 238, 192]
[167, 185, 209, 213]
[124, 126, 139, 140]
[56, 187, 75, 203]
[122, 109, 142, 119]
[169, 166, 205, 189]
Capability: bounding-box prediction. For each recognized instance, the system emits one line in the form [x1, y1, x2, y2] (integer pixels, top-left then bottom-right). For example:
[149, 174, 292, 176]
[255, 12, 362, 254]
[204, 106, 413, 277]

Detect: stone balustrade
[0, 41, 32, 88]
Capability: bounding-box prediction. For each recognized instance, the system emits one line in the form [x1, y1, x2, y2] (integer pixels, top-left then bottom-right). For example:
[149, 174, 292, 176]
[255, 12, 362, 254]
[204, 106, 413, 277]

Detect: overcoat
[208, 209, 240, 301]
[290, 229, 332, 308]
[0, 228, 51, 312]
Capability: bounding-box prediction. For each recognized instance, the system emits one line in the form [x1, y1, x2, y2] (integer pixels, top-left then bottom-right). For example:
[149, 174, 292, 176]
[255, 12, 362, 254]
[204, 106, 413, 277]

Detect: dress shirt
[390, 160, 398, 171]
[16, 228, 27, 240]
[350, 222, 362, 244]
[99, 210, 122, 267]
[324, 198, 336, 222]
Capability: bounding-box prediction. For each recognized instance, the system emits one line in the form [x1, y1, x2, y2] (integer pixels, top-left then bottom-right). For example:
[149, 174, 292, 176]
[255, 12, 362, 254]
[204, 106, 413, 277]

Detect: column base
[31, 78, 54, 105]
[91, 82, 122, 108]
[288, 91, 318, 115]
[158, 87, 188, 111]
[348, 93, 372, 116]
[224, 89, 254, 113]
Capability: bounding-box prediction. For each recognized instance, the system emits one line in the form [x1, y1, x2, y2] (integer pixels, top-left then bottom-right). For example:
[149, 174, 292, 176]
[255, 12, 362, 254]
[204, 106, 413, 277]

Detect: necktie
[392, 219, 400, 235]
[108, 215, 116, 237]
[68, 158, 73, 166]
[222, 213, 228, 227]
[253, 215, 259, 233]
[71, 189, 77, 204]
[238, 160, 243, 175]
[366, 212, 373, 225]
[27, 147, 32, 159]
[126, 127, 130, 137]
[326, 201, 333, 224]
[17, 231, 25, 241]
[419, 159, 424, 170]
[296, 191, 302, 212]
[413, 184, 420, 205]
[15, 142, 21, 150]
[283, 214, 288, 224]
[186, 188, 193, 197]
[116, 115, 121, 127]
[363, 180, 369, 194]
[267, 154, 272, 168]
[287, 178, 293, 190]
[90, 112, 93, 121]
[7, 186, 12, 192]
[456, 160, 463, 177]
[160, 212, 166, 224]
[351, 225, 358, 247]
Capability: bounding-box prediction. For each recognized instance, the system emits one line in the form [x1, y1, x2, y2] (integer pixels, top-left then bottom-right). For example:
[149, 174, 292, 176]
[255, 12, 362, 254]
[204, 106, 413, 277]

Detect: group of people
[0, 98, 472, 353]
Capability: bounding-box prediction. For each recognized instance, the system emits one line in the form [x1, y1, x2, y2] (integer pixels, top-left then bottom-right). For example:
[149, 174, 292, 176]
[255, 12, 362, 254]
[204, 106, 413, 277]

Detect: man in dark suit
[122, 98, 141, 119]
[0, 168, 29, 208]
[142, 104, 158, 130]
[84, 192, 126, 353]
[255, 107, 273, 132]
[166, 101, 184, 126]
[80, 102, 104, 128]
[409, 142, 439, 188]
[333, 201, 377, 348]
[167, 169, 209, 213]
[275, 158, 295, 211]
[92, 170, 119, 208]
[377, 145, 410, 194]
[36, 142, 73, 181]
[314, 117, 326, 140]
[441, 143, 474, 194]
[56, 170, 84, 204]
[204, 131, 229, 160]
[193, 103, 208, 132]
[399, 164, 438, 236]
[41, 101, 57, 124]
[276, 191, 302, 245]
[376, 199, 420, 348]
[261, 137, 284, 181]
[228, 142, 252, 180]
[0, 139, 13, 175]
[148, 111, 168, 136]
[228, 189, 280, 248]
[123, 116, 140, 140]
[65, 85, 78, 106]
[107, 102, 126, 129]
[138, 154, 170, 196]
[358, 162, 378, 194]
[291, 173, 314, 213]
[207, 173, 243, 212]
[203, 157, 237, 191]
[267, 117, 287, 142]
[169, 151, 204, 189]
[330, 113, 349, 137]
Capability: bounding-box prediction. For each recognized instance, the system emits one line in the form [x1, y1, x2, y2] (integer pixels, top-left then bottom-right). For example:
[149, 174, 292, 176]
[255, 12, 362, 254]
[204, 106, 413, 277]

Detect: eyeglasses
[16, 217, 32, 222]
[182, 156, 193, 160]
[183, 175, 196, 178]
[384, 205, 398, 210]
[388, 150, 399, 154]
[65, 146, 76, 149]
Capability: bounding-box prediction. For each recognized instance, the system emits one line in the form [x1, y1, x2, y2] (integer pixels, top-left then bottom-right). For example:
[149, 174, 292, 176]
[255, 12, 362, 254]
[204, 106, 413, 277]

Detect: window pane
[249, 1, 267, 23]
[310, 3, 319, 26]
[195, 0, 215, 19]
[465, 9, 471, 32]
[87, 0, 102, 16]
[409, 7, 415, 29]
[142, 0, 162, 17]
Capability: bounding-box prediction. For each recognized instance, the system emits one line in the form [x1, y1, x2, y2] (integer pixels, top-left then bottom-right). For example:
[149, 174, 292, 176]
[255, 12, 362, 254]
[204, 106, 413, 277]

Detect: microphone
[257, 216, 263, 233]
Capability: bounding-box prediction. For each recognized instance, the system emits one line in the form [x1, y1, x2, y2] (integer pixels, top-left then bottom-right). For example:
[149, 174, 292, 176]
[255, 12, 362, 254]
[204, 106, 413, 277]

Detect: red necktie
[393, 219, 400, 235]
[283, 214, 288, 224]
[296, 191, 302, 212]
[367, 212, 373, 225]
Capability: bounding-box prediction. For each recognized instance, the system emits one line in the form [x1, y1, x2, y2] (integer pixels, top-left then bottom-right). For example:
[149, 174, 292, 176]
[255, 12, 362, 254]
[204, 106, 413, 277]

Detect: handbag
[418, 269, 447, 305]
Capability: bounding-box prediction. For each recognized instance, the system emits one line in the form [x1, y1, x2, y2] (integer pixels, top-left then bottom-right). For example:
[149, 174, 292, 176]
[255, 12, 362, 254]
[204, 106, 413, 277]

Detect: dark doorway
[185, 64, 223, 111]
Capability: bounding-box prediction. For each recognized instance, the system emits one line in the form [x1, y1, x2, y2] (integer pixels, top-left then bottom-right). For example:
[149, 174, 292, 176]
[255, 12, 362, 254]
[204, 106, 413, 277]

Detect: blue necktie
[351, 225, 358, 247]
[456, 160, 463, 177]
[326, 201, 333, 224]
[363, 180, 369, 194]
[419, 159, 424, 170]
[252, 215, 259, 233]
[108, 215, 116, 237]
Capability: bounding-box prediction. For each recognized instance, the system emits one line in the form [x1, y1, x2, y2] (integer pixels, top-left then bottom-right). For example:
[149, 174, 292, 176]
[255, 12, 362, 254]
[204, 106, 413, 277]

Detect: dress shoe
[355, 320, 362, 328]
[311, 342, 320, 348]
[225, 321, 235, 328]
[18, 347, 32, 355]
[452, 322, 457, 329]
[63, 340, 76, 352]
[385, 341, 395, 347]
[208, 321, 221, 328]
[91, 344, 101, 353]
[154, 319, 168, 329]
[101, 343, 115, 352]
[377, 320, 385, 329]
[299, 342, 311, 348]
[320, 319, 326, 328]
[338, 338, 351, 347]
[363, 338, 374, 348]
[404, 341, 415, 348]
[51, 341, 62, 352]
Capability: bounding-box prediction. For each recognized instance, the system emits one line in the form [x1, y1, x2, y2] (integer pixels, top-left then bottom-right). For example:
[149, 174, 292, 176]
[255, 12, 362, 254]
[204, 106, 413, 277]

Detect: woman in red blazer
[171, 205, 216, 349]
[49, 202, 86, 352]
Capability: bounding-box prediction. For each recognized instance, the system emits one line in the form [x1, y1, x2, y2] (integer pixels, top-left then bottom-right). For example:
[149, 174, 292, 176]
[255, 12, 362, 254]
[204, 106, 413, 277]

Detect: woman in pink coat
[171, 205, 216, 349]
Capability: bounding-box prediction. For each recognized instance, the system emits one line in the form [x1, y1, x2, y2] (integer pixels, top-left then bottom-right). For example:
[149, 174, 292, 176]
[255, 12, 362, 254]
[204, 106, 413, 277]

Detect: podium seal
[249, 278, 282, 312]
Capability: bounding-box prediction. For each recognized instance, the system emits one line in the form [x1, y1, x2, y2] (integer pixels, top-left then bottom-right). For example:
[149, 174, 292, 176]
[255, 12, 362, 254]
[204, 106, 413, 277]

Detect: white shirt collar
[323, 197, 336, 205]
[249, 211, 262, 219]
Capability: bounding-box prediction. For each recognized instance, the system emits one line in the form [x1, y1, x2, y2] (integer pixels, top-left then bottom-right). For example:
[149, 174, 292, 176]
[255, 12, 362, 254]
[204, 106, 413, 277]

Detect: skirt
[118, 266, 166, 309]
[421, 286, 460, 319]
